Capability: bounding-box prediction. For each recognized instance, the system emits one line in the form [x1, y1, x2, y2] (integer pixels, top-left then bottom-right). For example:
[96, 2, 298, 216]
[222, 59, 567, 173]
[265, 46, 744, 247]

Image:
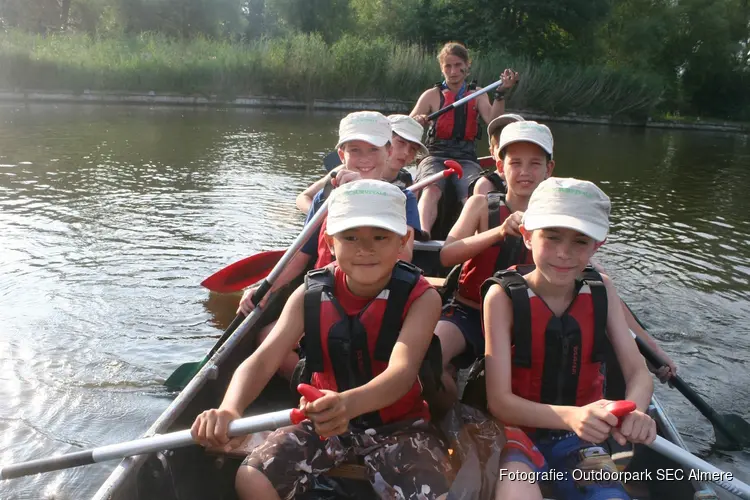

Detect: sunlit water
[1, 104, 748, 499]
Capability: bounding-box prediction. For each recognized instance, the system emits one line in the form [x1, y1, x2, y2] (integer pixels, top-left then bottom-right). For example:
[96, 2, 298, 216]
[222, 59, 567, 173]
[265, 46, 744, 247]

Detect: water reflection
[0, 104, 748, 498]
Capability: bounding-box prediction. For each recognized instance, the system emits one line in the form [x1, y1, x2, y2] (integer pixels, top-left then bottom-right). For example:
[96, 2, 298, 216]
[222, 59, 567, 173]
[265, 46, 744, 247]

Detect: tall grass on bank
[0, 30, 663, 118]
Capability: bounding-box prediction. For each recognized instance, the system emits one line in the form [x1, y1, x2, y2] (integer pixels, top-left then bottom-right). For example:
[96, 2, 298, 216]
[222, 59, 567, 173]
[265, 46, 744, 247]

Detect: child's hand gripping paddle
[292, 384, 328, 440]
[290, 384, 325, 424]
[603, 400, 750, 499]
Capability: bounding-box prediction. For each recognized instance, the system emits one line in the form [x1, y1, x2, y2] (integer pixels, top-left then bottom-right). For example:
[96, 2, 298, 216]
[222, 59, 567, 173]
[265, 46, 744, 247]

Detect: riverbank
[0, 31, 665, 121]
[1, 89, 746, 133]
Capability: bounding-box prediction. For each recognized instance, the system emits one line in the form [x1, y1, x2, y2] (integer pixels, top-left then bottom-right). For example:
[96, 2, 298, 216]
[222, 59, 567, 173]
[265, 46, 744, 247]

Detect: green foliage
[0, 0, 748, 120]
[0, 30, 662, 118]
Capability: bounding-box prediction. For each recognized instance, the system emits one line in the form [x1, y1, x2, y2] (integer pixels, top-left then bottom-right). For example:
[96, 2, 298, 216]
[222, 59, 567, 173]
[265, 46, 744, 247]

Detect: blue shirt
[301, 188, 421, 256]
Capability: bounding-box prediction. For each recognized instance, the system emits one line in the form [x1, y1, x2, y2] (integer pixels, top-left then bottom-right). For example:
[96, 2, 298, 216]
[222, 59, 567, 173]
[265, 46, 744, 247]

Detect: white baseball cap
[326, 179, 407, 236]
[336, 111, 392, 149]
[522, 177, 611, 242]
[487, 113, 525, 144]
[499, 121, 554, 158]
[388, 114, 429, 156]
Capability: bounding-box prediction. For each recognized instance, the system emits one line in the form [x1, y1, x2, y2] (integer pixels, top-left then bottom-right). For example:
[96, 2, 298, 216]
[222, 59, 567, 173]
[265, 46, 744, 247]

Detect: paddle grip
[251, 280, 271, 307]
[606, 400, 637, 427]
[290, 384, 325, 424]
[443, 160, 464, 179]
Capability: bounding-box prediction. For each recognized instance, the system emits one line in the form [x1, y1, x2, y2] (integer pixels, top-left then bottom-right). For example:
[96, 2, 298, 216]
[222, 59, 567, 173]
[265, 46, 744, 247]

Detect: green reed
[0, 30, 663, 118]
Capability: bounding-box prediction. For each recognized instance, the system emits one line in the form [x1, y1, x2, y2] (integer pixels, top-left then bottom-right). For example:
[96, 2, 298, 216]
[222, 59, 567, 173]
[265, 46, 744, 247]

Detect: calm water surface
[1, 104, 748, 499]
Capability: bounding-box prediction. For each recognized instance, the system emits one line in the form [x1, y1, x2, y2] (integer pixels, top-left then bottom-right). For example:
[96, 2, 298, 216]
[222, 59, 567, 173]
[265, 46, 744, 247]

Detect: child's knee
[434, 320, 466, 364]
[235, 465, 278, 500]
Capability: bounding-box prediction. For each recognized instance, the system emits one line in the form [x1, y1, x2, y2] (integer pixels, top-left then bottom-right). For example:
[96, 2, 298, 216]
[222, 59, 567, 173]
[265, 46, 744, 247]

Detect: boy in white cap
[431, 120, 555, 410]
[192, 180, 453, 500]
[237, 111, 422, 379]
[469, 113, 525, 196]
[295, 114, 428, 212]
[482, 178, 656, 500]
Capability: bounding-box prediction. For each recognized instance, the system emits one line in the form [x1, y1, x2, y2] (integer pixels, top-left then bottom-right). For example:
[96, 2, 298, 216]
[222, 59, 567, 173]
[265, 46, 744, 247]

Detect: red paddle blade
[200, 250, 285, 293]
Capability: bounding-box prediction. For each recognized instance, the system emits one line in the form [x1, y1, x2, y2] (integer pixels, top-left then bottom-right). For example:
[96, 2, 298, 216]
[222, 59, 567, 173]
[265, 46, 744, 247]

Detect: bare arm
[344, 288, 442, 417]
[220, 285, 306, 414]
[589, 260, 677, 380]
[296, 166, 343, 213]
[476, 93, 505, 125]
[440, 195, 515, 267]
[477, 68, 518, 124]
[410, 88, 438, 125]
[602, 275, 654, 412]
[472, 176, 496, 197]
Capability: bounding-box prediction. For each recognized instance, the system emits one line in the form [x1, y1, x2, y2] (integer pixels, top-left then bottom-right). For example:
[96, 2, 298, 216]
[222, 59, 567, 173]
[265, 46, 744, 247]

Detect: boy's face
[497, 142, 554, 198]
[388, 134, 420, 174]
[522, 227, 599, 286]
[324, 227, 409, 287]
[337, 140, 390, 180]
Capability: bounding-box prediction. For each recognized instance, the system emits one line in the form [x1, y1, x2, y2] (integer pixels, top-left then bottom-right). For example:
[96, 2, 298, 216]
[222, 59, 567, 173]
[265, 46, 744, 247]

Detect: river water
[0, 104, 748, 499]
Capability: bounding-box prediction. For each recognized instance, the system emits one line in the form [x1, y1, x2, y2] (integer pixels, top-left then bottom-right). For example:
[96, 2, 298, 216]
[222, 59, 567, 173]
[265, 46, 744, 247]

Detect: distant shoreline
[1, 89, 747, 133]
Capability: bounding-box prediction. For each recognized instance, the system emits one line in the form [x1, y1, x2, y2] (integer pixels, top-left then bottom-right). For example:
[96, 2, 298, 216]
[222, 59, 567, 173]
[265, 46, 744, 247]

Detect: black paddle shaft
[205, 312, 246, 360]
[632, 334, 743, 447]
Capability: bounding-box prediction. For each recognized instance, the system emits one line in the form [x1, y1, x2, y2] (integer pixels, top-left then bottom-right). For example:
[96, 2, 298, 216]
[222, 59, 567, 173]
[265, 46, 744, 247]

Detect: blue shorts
[503, 432, 630, 500]
[439, 299, 483, 368]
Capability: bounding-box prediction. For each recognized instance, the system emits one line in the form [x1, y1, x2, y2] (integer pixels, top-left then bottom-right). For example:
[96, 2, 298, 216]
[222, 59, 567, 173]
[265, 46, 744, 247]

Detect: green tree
[264, 0, 352, 42]
[425, 0, 611, 61]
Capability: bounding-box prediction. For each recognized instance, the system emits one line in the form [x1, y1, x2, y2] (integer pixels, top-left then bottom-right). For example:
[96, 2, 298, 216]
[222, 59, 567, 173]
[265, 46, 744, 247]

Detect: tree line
[1, 0, 748, 120]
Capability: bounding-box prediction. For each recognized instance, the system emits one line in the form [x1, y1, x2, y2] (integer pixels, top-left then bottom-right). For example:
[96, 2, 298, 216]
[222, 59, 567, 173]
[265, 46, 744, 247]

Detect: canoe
[90, 241, 723, 500]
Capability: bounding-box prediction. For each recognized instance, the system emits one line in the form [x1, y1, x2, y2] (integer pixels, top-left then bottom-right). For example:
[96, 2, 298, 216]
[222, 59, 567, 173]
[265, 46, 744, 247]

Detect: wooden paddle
[608, 401, 750, 499]
[627, 305, 750, 450]
[0, 384, 323, 480]
[199, 160, 464, 295]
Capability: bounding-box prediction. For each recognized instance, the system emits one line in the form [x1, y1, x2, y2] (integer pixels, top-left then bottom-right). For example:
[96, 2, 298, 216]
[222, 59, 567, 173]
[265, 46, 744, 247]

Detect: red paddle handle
[606, 400, 637, 426]
[290, 384, 325, 424]
[443, 160, 464, 180]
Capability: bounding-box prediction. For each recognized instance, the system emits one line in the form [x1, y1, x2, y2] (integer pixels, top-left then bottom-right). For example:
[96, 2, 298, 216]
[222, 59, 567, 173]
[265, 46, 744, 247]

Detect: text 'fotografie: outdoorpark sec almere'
[498, 468, 735, 484]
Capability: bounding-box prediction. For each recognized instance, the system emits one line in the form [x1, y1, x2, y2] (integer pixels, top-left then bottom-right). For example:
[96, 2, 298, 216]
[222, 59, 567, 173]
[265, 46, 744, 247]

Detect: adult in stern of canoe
[238, 111, 422, 379]
[296, 114, 428, 214]
[192, 180, 453, 500]
[483, 178, 657, 500]
[410, 41, 519, 239]
[434, 120, 555, 412]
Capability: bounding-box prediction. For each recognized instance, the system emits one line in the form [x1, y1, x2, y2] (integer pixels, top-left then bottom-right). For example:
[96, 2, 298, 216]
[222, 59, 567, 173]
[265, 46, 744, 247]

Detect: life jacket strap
[481, 269, 533, 367]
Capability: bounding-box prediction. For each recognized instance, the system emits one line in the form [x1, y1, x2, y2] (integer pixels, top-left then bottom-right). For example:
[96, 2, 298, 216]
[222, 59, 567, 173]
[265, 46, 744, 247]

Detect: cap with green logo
[522, 177, 611, 242]
[326, 179, 407, 236]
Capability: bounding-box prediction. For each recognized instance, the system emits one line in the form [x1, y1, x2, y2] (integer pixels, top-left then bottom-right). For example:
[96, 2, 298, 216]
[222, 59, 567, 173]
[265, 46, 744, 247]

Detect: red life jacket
[457, 192, 533, 304]
[301, 261, 433, 427]
[481, 265, 609, 417]
[432, 82, 480, 142]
